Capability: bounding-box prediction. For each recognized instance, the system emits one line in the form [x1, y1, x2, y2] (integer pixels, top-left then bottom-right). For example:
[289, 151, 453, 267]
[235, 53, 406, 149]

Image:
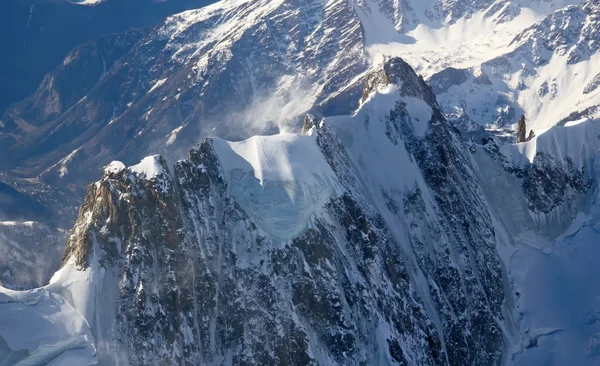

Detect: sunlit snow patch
[212, 132, 340, 241]
[104, 161, 125, 175]
[129, 155, 165, 180]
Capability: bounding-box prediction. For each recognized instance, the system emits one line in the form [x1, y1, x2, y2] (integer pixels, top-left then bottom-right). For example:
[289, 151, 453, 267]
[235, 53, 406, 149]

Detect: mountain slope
[1, 1, 600, 364]
[429, 0, 600, 131]
[0, 221, 66, 290]
[18, 58, 506, 365]
[1, 0, 369, 191]
[1, 0, 579, 194]
[0, 0, 217, 113]
[2, 51, 599, 366]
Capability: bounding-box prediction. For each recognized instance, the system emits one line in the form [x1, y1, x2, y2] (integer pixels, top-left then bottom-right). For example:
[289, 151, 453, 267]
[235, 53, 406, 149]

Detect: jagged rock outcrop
[516, 115, 527, 143]
[523, 153, 591, 214]
[301, 114, 316, 134]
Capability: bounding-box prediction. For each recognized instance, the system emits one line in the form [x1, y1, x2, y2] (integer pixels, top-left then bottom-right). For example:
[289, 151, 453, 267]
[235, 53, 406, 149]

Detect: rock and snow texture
[4, 0, 586, 191]
[22, 58, 509, 365]
[1, 0, 371, 188]
[0, 221, 67, 290]
[515, 117, 600, 168]
[427, 0, 600, 132]
[1, 45, 599, 366]
[2, 0, 600, 365]
[462, 107, 600, 364]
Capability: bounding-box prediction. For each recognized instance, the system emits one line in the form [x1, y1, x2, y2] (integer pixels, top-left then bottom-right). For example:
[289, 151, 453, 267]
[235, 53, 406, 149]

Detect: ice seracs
[212, 132, 340, 240]
[0, 273, 97, 365]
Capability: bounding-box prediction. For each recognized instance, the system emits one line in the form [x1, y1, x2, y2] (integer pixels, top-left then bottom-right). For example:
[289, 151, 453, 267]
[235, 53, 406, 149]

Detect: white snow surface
[328, 84, 426, 192]
[429, 1, 600, 132]
[0, 264, 97, 365]
[352, 0, 596, 133]
[510, 224, 600, 365]
[129, 155, 165, 180]
[104, 161, 126, 175]
[212, 132, 341, 241]
[69, 0, 105, 5]
[358, 0, 582, 77]
[514, 117, 600, 168]
[470, 114, 600, 364]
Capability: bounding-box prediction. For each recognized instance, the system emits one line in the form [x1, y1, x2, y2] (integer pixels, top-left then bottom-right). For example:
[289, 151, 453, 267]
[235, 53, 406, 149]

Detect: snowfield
[0, 270, 97, 365]
[515, 117, 600, 168]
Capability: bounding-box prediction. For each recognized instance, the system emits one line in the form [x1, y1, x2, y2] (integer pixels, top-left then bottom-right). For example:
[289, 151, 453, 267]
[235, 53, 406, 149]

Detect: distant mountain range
[0, 0, 216, 114]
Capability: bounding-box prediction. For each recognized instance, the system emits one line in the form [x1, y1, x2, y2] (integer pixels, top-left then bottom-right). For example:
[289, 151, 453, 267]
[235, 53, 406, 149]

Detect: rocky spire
[516, 114, 527, 143]
[360, 57, 438, 108]
[301, 114, 316, 134]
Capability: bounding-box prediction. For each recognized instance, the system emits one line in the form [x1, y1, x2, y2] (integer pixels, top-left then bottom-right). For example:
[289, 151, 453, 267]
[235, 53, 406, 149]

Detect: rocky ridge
[54, 58, 510, 365]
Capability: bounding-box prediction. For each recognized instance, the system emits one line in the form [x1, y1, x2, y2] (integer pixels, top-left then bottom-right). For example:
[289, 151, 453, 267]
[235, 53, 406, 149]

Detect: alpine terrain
[0, 0, 600, 365]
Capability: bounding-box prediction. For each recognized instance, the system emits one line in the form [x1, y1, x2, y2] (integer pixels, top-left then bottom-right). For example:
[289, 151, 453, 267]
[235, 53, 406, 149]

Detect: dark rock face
[583, 72, 600, 95]
[509, 0, 600, 66]
[474, 127, 592, 218]
[523, 153, 590, 214]
[516, 115, 527, 143]
[427, 67, 470, 95]
[376, 59, 504, 364]
[65, 138, 443, 365]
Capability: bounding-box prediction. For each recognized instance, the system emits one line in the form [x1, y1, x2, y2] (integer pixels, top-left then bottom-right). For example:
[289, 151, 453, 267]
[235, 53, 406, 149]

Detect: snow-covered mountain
[429, 0, 600, 132]
[3, 58, 506, 365]
[1, 0, 582, 191]
[1, 0, 600, 364]
[3, 55, 600, 365]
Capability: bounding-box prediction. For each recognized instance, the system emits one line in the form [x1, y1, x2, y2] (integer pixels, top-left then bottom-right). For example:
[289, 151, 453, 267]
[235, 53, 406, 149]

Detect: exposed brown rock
[516, 114, 527, 143]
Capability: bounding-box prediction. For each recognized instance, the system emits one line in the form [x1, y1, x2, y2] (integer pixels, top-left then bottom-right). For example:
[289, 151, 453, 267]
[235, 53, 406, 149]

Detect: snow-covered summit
[129, 155, 168, 180]
[3, 0, 600, 364]
[4, 0, 583, 192]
